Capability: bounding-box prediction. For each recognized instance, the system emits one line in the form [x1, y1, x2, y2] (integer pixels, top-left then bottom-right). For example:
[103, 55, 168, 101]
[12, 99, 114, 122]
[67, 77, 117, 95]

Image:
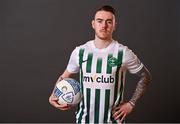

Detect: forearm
[129, 66, 151, 106]
[56, 69, 73, 82]
[52, 69, 73, 93]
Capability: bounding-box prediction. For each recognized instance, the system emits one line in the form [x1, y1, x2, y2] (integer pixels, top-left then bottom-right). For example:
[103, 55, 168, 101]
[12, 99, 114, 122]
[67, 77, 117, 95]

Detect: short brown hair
[95, 5, 116, 16]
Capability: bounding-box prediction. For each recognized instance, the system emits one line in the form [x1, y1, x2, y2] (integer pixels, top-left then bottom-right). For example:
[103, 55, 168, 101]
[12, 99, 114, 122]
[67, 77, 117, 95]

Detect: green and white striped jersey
[67, 40, 143, 123]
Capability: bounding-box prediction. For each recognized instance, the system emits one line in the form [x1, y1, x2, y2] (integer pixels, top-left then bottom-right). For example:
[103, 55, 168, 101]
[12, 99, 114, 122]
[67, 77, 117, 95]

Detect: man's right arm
[49, 69, 74, 110]
[49, 46, 79, 110]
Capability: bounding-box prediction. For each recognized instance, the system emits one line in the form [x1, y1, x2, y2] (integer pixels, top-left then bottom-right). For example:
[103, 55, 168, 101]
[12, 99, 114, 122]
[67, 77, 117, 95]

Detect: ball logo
[61, 86, 67, 92]
[54, 78, 82, 105]
[62, 92, 74, 103]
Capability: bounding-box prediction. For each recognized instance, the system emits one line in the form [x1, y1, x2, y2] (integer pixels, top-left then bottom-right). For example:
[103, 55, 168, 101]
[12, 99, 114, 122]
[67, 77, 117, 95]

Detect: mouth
[100, 30, 108, 33]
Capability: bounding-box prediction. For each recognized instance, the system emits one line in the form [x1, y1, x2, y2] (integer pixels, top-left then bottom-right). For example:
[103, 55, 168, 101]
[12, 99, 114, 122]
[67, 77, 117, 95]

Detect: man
[49, 5, 151, 123]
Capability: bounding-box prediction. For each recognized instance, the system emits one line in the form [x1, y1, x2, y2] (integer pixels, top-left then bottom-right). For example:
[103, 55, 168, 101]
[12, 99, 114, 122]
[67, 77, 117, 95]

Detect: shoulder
[114, 40, 129, 52]
[75, 40, 93, 51]
[114, 41, 138, 61]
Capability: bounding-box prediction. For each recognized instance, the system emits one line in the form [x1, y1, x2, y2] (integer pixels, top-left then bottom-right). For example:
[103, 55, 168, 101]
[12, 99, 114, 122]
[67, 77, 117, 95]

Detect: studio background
[0, 0, 179, 123]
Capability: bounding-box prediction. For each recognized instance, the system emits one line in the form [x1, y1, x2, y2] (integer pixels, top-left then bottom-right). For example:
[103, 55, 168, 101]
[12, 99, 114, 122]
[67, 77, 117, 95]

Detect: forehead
[94, 10, 115, 20]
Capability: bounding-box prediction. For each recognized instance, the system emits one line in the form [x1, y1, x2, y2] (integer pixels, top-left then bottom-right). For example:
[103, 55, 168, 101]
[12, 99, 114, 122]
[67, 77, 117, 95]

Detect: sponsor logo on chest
[83, 75, 115, 83]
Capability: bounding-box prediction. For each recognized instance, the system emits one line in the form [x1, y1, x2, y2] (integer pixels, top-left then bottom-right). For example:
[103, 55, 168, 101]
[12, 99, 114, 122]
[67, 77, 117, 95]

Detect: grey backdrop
[0, 0, 180, 123]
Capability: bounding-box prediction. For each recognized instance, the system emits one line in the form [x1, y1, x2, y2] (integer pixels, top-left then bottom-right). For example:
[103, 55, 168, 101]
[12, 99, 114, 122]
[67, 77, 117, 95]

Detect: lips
[100, 30, 108, 33]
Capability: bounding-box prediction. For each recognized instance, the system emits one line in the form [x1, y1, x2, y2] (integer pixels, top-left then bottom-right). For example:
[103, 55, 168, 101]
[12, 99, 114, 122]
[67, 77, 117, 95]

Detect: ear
[113, 22, 117, 31]
[91, 20, 95, 29]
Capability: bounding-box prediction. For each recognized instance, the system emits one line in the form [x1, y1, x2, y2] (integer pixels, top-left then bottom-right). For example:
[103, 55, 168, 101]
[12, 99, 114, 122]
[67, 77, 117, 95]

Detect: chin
[99, 37, 109, 41]
[98, 35, 109, 40]
[96, 33, 111, 40]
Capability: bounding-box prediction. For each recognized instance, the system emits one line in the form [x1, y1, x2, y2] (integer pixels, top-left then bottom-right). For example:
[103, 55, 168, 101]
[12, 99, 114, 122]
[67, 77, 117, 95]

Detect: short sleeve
[66, 47, 80, 73]
[123, 46, 143, 74]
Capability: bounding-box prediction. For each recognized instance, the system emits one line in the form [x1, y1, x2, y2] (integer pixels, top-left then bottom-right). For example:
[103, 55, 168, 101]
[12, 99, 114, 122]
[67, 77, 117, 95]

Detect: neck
[94, 37, 113, 49]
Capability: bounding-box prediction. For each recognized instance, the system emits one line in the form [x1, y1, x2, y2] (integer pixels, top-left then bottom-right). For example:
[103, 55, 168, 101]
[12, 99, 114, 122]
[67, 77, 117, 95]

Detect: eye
[107, 21, 112, 24]
[97, 20, 102, 23]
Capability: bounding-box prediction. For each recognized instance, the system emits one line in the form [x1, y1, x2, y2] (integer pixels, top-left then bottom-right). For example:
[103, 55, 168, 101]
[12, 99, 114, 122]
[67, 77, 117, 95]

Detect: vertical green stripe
[96, 58, 102, 73]
[113, 50, 123, 103]
[117, 50, 123, 66]
[104, 89, 110, 123]
[78, 48, 85, 123]
[86, 53, 93, 73]
[112, 50, 123, 123]
[112, 66, 121, 124]
[106, 54, 113, 74]
[85, 88, 91, 122]
[118, 71, 124, 105]
[94, 89, 100, 123]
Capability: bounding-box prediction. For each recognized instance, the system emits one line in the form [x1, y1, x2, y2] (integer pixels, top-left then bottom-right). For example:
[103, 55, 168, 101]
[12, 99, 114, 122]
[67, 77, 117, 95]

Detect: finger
[51, 96, 58, 101]
[58, 103, 69, 108]
[112, 109, 123, 119]
[49, 97, 58, 105]
[49, 97, 62, 108]
[112, 111, 118, 118]
[49, 95, 69, 108]
[112, 106, 121, 114]
[50, 100, 61, 108]
[60, 107, 69, 110]
[119, 113, 127, 122]
[51, 102, 69, 110]
[112, 102, 124, 110]
[49, 94, 58, 101]
[60, 106, 70, 110]
[114, 111, 125, 120]
[58, 104, 71, 110]
[112, 106, 124, 118]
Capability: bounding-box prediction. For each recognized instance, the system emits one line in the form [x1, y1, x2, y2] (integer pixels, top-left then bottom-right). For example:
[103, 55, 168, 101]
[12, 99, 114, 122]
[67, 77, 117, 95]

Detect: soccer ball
[53, 78, 82, 105]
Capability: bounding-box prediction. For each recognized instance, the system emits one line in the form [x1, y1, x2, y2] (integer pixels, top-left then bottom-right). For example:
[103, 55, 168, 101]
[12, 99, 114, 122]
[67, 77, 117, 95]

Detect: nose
[102, 21, 108, 28]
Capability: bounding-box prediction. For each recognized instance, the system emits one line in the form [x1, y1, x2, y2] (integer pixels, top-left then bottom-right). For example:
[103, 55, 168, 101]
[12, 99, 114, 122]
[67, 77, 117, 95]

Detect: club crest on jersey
[108, 57, 119, 67]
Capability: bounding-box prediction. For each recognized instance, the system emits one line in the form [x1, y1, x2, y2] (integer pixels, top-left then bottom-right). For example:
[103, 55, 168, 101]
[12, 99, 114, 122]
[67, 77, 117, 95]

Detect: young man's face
[92, 10, 116, 41]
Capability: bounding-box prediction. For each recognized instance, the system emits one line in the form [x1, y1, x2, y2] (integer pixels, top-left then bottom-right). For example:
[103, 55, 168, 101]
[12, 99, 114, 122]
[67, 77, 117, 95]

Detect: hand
[49, 94, 71, 110]
[49, 76, 71, 110]
[112, 102, 134, 122]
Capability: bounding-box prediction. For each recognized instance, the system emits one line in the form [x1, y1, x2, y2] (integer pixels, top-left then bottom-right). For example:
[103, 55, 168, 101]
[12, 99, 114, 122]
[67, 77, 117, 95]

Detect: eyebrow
[96, 18, 103, 21]
[96, 18, 113, 22]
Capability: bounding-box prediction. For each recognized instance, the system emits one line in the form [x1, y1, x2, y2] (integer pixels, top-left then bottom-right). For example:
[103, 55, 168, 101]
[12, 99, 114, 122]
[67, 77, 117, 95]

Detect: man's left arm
[129, 66, 151, 106]
[112, 66, 151, 122]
